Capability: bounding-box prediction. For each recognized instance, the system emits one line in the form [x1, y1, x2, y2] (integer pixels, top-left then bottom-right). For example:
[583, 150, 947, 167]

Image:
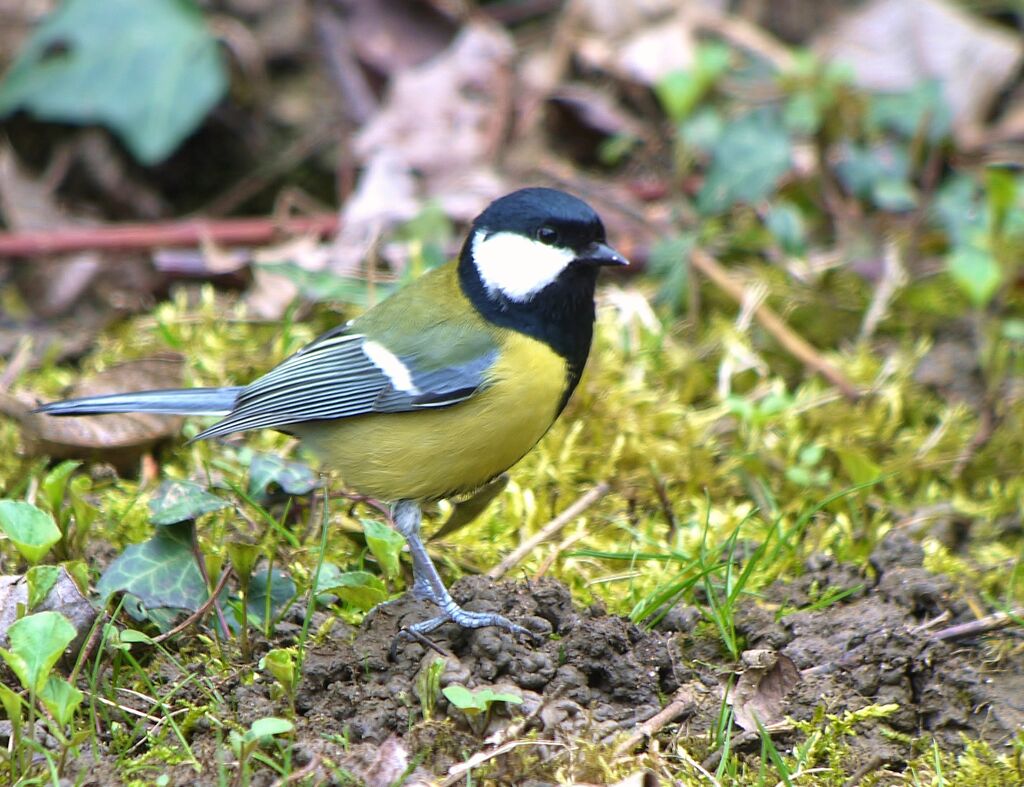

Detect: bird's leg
[392, 500, 530, 638]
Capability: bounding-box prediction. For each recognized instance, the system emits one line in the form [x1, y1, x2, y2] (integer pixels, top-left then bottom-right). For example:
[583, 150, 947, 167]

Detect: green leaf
[868, 80, 951, 142]
[1002, 319, 1024, 342]
[246, 717, 293, 743]
[259, 648, 297, 691]
[247, 453, 319, 498]
[947, 244, 1002, 308]
[834, 447, 882, 486]
[442, 684, 479, 713]
[697, 111, 792, 215]
[932, 175, 986, 246]
[0, 500, 61, 563]
[679, 107, 724, 154]
[149, 480, 229, 526]
[442, 684, 523, 714]
[257, 261, 393, 306]
[242, 568, 296, 627]
[0, 611, 76, 693]
[0, 0, 227, 164]
[317, 570, 387, 611]
[26, 565, 61, 610]
[765, 202, 807, 255]
[40, 675, 83, 727]
[361, 519, 405, 580]
[648, 234, 693, 313]
[0, 683, 23, 730]
[97, 521, 208, 612]
[871, 179, 917, 212]
[835, 143, 915, 210]
[226, 541, 261, 584]
[985, 166, 1018, 238]
[40, 460, 81, 516]
[654, 43, 731, 122]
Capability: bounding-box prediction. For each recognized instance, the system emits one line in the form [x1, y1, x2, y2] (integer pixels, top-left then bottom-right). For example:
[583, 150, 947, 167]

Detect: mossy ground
[2, 263, 1023, 784]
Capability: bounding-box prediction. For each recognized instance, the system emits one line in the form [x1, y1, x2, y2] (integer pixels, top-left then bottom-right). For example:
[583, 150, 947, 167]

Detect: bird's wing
[193, 324, 498, 440]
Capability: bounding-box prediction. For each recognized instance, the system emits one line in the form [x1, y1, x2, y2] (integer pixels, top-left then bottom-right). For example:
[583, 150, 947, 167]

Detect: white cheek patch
[363, 340, 420, 394]
[472, 230, 575, 302]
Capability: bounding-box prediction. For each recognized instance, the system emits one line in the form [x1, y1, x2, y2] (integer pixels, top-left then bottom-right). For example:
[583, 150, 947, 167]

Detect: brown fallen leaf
[729, 648, 802, 732]
[0, 566, 96, 658]
[814, 0, 1023, 146]
[4, 353, 186, 473]
[353, 22, 515, 179]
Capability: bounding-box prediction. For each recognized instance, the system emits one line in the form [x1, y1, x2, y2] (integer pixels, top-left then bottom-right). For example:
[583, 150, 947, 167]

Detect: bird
[36, 187, 628, 640]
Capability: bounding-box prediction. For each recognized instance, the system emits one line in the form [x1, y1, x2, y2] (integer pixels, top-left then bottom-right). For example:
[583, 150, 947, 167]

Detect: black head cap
[472, 187, 607, 252]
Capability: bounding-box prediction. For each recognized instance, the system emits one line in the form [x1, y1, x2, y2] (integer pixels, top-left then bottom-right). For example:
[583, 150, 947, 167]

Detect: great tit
[37, 187, 629, 639]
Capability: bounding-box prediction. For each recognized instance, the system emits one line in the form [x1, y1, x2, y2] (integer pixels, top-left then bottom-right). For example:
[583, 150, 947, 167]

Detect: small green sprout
[442, 684, 523, 735]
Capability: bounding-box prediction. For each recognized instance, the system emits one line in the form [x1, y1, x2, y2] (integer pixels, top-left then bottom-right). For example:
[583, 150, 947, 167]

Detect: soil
[73, 531, 1024, 785]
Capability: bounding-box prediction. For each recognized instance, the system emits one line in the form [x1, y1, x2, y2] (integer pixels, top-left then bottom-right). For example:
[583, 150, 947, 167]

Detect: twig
[842, 754, 888, 787]
[0, 214, 340, 257]
[691, 8, 795, 72]
[690, 247, 861, 401]
[0, 335, 33, 391]
[930, 608, 1024, 642]
[150, 567, 234, 645]
[486, 482, 610, 580]
[270, 754, 322, 787]
[439, 739, 563, 787]
[612, 686, 699, 756]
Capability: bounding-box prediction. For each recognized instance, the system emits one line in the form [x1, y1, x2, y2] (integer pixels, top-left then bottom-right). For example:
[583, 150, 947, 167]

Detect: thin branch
[0, 214, 340, 257]
[690, 247, 861, 401]
[612, 685, 701, 756]
[930, 608, 1024, 642]
[487, 482, 610, 580]
[150, 567, 233, 645]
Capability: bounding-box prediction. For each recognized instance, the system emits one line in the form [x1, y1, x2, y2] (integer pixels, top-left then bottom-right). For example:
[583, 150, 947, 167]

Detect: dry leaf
[576, 3, 697, 86]
[0, 566, 96, 656]
[354, 23, 515, 177]
[815, 0, 1023, 143]
[328, 149, 419, 276]
[8, 353, 186, 472]
[729, 649, 801, 732]
[334, 0, 456, 76]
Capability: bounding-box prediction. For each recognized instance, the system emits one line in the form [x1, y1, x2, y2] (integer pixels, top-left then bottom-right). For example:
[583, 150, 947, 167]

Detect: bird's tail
[35, 387, 243, 417]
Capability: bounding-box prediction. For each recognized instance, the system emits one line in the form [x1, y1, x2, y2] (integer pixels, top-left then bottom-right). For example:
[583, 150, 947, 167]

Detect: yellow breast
[292, 332, 569, 501]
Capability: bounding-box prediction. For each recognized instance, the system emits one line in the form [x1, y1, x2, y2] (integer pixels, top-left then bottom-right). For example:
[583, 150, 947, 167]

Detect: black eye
[536, 226, 559, 245]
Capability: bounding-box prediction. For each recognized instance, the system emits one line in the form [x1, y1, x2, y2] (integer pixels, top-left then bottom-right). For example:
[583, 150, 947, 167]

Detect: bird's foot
[402, 605, 533, 639]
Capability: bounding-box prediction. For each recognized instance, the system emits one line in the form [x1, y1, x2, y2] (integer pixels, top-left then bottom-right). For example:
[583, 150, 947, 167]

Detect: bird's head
[462, 187, 628, 304]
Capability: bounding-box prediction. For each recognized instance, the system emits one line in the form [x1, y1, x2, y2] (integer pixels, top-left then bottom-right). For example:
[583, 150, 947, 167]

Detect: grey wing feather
[193, 330, 496, 440]
[375, 351, 498, 410]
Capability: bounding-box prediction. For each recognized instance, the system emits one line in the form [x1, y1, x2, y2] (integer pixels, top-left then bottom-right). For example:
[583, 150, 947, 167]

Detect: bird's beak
[578, 241, 630, 268]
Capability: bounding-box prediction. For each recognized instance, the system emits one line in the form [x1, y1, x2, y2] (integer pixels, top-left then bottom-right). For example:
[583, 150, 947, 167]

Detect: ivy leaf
[239, 568, 296, 628]
[149, 480, 229, 526]
[947, 244, 1001, 308]
[0, 500, 61, 564]
[0, 0, 227, 164]
[247, 454, 319, 499]
[97, 522, 207, 612]
[765, 202, 807, 255]
[698, 111, 792, 215]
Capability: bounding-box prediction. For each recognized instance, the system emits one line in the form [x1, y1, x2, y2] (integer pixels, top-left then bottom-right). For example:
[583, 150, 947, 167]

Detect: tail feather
[35, 387, 243, 417]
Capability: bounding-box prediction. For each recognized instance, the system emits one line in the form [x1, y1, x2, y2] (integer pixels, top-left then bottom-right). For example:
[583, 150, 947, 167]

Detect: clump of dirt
[295, 577, 682, 763]
[153, 535, 1024, 784]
